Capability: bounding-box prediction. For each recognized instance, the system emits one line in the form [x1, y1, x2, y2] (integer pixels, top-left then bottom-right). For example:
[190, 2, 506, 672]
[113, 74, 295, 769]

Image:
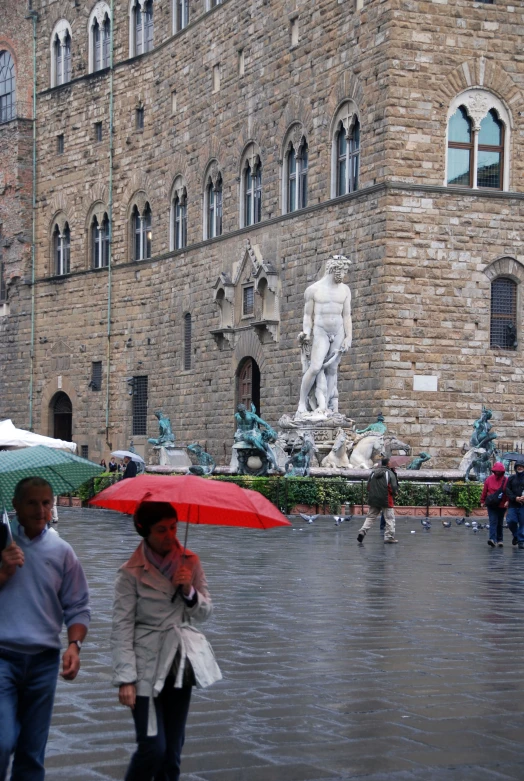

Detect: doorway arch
[236, 357, 260, 414]
[50, 391, 73, 441]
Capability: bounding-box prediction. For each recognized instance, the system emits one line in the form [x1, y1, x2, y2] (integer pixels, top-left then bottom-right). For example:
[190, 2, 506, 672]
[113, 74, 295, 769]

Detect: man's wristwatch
[69, 640, 82, 651]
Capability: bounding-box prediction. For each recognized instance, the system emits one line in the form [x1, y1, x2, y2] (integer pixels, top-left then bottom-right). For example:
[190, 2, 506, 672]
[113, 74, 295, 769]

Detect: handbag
[485, 478, 507, 508]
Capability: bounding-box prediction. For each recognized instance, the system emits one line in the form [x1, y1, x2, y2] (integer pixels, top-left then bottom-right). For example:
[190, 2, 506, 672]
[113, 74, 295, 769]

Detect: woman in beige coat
[111, 501, 221, 781]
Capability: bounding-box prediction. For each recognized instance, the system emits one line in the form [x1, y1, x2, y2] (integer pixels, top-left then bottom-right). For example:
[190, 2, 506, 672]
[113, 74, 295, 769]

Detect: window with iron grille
[90, 361, 102, 391]
[243, 286, 254, 316]
[132, 376, 148, 436]
[81, 445, 89, 460]
[184, 313, 192, 370]
[490, 277, 517, 350]
[0, 260, 6, 303]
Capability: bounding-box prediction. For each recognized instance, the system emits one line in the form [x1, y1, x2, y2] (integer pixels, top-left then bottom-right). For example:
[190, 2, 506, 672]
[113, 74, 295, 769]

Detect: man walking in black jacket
[357, 457, 399, 544]
[505, 461, 524, 548]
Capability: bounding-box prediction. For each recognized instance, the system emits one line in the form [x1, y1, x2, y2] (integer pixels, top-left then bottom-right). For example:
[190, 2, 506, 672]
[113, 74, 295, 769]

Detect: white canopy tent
[0, 419, 77, 453]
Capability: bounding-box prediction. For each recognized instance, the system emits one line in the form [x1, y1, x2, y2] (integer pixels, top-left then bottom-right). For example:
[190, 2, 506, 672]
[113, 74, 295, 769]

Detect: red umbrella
[89, 474, 291, 529]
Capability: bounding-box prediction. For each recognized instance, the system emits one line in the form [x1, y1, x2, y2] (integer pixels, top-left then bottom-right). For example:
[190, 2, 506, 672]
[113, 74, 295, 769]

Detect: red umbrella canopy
[89, 474, 291, 529]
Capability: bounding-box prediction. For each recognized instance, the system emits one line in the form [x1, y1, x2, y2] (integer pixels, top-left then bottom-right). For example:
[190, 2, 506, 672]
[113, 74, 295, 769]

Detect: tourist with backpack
[480, 462, 508, 548]
[504, 461, 524, 549]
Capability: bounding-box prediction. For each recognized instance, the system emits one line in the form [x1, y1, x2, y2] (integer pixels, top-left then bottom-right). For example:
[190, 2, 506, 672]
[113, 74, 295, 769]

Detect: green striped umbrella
[0, 445, 104, 510]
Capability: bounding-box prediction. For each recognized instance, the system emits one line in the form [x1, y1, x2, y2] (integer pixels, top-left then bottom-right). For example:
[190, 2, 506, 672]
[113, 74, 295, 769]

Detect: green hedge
[210, 476, 484, 515]
[80, 473, 484, 516]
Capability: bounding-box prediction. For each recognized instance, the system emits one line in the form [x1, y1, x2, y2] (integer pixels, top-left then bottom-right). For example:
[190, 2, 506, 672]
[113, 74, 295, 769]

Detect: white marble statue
[348, 434, 385, 469]
[321, 428, 350, 469]
[296, 255, 352, 419]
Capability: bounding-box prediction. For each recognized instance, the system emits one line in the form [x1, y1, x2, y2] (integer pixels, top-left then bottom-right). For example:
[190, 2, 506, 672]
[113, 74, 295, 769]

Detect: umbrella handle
[171, 521, 190, 603]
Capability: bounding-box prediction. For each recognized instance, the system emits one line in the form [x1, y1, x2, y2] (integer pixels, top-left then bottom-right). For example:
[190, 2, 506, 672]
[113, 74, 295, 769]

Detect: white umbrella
[0, 419, 76, 453]
[111, 450, 145, 464]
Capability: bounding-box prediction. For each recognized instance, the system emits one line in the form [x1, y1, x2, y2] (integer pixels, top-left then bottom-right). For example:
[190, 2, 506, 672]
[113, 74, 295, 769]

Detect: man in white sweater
[0, 477, 90, 781]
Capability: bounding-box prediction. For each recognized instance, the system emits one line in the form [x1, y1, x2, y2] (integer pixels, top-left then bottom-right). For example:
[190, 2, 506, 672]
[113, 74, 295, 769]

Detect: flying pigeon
[442, 520, 452, 528]
[334, 515, 351, 526]
[456, 517, 465, 525]
[299, 514, 318, 524]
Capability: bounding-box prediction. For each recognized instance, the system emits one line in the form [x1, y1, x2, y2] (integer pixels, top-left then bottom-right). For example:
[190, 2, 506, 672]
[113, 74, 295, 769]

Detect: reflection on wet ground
[46, 510, 524, 780]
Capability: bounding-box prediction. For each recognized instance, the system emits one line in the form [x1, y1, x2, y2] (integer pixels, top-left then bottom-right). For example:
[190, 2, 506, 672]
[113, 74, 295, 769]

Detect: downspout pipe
[105, 0, 114, 447]
[27, 6, 38, 430]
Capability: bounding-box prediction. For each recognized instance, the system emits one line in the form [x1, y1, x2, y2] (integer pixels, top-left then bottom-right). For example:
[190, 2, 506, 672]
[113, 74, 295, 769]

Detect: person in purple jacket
[0, 477, 90, 781]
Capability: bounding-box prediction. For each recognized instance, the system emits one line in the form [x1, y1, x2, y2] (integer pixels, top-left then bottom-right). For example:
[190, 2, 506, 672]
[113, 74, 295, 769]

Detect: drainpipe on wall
[27, 6, 38, 430]
[105, 0, 114, 448]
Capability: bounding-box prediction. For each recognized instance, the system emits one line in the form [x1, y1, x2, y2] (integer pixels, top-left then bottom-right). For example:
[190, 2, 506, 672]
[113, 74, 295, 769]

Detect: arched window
[490, 277, 517, 350]
[283, 131, 308, 213]
[131, 0, 154, 56]
[243, 156, 262, 227]
[183, 313, 192, 370]
[173, 0, 189, 33]
[206, 173, 223, 239]
[92, 213, 110, 268]
[132, 203, 152, 260]
[446, 91, 510, 190]
[0, 51, 15, 124]
[54, 31, 72, 86]
[54, 223, 71, 276]
[173, 189, 187, 249]
[336, 119, 359, 196]
[90, 6, 111, 73]
[330, 102, 360, 198]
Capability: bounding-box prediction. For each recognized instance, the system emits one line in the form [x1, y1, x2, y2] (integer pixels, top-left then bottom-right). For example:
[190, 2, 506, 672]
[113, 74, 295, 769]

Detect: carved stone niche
[211, 239, 280, 349]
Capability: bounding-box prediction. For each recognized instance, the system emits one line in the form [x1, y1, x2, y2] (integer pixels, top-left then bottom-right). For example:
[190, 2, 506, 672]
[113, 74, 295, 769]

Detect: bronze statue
[356, 413, 387, 436]
[285, 439, 314, 478]
[187, 443, 216, 476]
[148, 411, 176, 447]
[233, 404, 278, 476]
[407, 452, 431, 470]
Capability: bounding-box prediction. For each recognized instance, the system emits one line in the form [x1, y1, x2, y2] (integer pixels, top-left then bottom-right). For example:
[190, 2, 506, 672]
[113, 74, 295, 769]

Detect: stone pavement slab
[41, 510, 524, 781]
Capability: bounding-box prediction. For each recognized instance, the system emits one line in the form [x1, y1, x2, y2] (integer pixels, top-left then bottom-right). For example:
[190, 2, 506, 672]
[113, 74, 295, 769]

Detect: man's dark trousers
[0, 648, 60, 781]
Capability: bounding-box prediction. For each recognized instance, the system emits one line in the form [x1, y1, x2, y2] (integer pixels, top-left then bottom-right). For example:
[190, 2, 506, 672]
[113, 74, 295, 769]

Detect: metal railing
[0, 101, 33, 126]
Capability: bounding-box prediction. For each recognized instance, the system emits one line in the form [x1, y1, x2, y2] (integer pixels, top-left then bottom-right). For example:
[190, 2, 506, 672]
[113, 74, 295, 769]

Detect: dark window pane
[447, 147, 471, 186]
[477, 150, 501, 189]
[243, 286, 254, 316]
[0, 51, 15, 123]
[448, 106, 471, 143]
[479, 109, 502, 146]
[81, 445, 89, 460]
[184, 313, 192, 370]
[132, 376, 148, 435]
[490, 278, 517, 350]
[0, 261, 7, 302]
[91, 361, 102, 391]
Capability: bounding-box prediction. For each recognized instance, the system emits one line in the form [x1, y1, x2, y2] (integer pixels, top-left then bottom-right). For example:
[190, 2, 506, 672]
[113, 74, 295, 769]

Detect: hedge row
[76, 474, 484, 515]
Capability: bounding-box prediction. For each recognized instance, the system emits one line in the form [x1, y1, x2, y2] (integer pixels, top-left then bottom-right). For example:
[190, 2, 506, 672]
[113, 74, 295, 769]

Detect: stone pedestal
[154, 446, 192, 468]
[278, 413, 355, 467]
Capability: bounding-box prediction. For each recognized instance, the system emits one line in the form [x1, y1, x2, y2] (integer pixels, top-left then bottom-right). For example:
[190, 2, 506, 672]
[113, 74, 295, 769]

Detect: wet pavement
[44, 509, 524, 781]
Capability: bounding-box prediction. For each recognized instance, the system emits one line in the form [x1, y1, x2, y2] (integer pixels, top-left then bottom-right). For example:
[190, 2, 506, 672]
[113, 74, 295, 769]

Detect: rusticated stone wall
[1, 0, 524, 467]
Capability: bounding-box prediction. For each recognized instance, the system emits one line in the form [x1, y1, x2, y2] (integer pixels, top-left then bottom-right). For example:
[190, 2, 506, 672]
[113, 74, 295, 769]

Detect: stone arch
[47, 193, 77, 236]
[233, 118, 266, 174]
[437, 57, 524, 118]
[233, 331, 267, 373]
[120, 171, 154, 217]
[41, 376, 79, 439]
[276, 94, 313, 150]
[326, 71, 364, 123]
[78, 182, 109, 228]
[483, 256, 524, 284]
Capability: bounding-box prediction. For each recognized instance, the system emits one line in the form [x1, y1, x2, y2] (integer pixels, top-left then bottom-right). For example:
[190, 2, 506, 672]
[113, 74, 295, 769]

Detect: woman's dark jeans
[487, 507, 505, 543]
[125, 677, 192, 781]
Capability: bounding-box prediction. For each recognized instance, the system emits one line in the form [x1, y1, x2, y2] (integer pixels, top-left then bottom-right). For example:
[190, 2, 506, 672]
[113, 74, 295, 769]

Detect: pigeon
[442, 520, 452, 528]
[456, 517, 465, 525]
[421, 519, 431, 529]
[334, 515, 351, 526]
[299, 513, 318, 524]
[465, 522, 471, 527]
[473, 526, 479, 533]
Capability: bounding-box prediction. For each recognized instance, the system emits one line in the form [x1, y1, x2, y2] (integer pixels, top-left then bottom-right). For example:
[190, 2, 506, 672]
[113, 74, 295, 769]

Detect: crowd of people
[357, 457, 524, 549]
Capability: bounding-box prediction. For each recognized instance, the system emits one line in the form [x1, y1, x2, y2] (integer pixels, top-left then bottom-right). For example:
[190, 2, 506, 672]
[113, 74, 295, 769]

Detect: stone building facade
[1, 0, 524, 466]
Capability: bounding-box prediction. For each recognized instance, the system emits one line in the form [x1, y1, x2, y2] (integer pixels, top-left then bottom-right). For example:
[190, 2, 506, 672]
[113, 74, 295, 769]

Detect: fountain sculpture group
[145, 254, 517, 481]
